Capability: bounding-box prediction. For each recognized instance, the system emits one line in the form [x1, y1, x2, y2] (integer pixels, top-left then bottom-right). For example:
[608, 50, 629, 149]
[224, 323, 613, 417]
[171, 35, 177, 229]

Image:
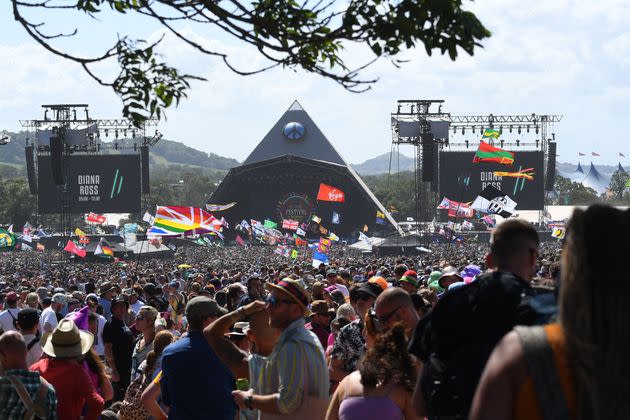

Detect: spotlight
[124, 130, 128, 137]
[535, 126, 539, 134]
[536, 139, 540, 148]
[526, 125, 530, 133]
[114, 142, 118, 150]
[518, 126, 522, 134]
[472, 126, 475, 133]
[516, 139, 520, 147]
[509, 126, 513, 133]
[105, 129, 109, 137]
[115, 129, 119, 138]
[500, 140, 504, 148]
[465, 140, 469, 148]
[461, 127, 465, 135]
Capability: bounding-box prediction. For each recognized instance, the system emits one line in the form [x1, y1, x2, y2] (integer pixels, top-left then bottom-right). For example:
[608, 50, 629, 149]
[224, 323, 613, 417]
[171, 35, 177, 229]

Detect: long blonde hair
[560, 205, 630, 420]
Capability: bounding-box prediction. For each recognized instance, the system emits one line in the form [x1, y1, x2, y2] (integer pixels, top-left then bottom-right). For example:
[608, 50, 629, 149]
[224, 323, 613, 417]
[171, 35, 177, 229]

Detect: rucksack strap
[8, 375, 35, 418]
[514, 326, 571, 420]
[8, 374, 50, 420]
[27, 334, 40, 351]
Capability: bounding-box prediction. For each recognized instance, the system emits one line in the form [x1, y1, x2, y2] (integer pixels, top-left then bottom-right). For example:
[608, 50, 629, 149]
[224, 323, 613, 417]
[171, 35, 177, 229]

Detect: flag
[153, 206, 221, 235]
[578, 152, 586, 157]
[493, 168, 535, 181]
[36, 243, 45, 251]
[448, 202, 474, 218]
[205, 202, 237, 212]
[23, 222, 34, 236]
[312, 251, 329, 268]
[263, 220, 277, 229]
[235, 235, 246, 246]
[123, 223, 138, 233]
[296, 227, 306, 237]
[124, 232, 137, 248]
[620, 152, 626, 158]
[311, 215, 321, 224]
[437, 197, 451, 209]
[22, 243, 33, 251]
[592, 152, 600, 157]
[551, 227, 566, 239]
[94, 243, 114, 258]
[79, 236, 90, 245]
[0, 229, 16, 248]
[7, 225, 12, 234]
[319, 225, 329, 235]
[64, 240, 86, 258]
[220, 217, 229, 229]
[291, 249, 299, 259]
[295, 237, 307, 246]
[165, 241, 177, 251]
[462, 220, 474, 230]
[274, 245, 290, 257]
[86, 212, 106, 224]
[143, 211, 155, 224]
[471, 185, 517, 218]
[473, 141, 515, 165]
[482, 129, 501, 139]
[331, 211, 341, 225]
[328, 232, 339, 242]
[359, 232, 370, 242]
[74, 228, 87, 237]
[282, 219, 299, 230]
[316, 183, 345, 202]
[37, 229, 51, 238]
[376, 211, 386, 225]
[482, 215, 496, 227]
[240, 220, 251, 230]
[21, 234, 33, 243]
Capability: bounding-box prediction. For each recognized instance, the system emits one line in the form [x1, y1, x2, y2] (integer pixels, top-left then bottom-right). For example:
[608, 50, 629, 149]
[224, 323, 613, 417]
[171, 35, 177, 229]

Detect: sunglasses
[352, 292, 373, 302]
[265, 294, 296, 308]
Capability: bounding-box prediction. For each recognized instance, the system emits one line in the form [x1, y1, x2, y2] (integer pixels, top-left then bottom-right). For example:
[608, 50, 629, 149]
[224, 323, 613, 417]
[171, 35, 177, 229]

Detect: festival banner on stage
[316, 183, 345, 202]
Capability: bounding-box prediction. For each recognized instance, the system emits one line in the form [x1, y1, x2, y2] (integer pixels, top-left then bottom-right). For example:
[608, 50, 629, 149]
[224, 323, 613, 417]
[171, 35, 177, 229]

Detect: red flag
[592, 152, 600, 157]
[235, 235, 246, 246]
[86, 212, 106, 224]
[64, 240, 86, 258]
[316, 183, 345, 202]
[282, 219, 299, 230]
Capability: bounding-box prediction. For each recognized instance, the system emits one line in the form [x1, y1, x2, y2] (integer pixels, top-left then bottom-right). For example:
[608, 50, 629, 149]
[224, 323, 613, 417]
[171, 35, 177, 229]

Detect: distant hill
[0, 131, 240, 178]
[352, 151, 414, 175]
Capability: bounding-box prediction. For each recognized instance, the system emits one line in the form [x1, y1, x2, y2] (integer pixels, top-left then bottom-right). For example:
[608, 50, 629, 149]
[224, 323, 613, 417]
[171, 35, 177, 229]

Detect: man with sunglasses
[374, 287, 419, 337]
[232, 278, 329, 418]
[329, 282, 381, 383]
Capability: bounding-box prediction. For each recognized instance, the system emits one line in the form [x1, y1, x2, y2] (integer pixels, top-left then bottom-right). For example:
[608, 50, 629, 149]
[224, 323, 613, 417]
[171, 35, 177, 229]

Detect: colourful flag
[291, 249, 299, 259]
[482, 215, 496, 227]
[79, 236, 90, 245]
[312, 251, 329, 268]
[311, 215, 322, 224]
[235, 235, 246, 246]
[64, 240, 86, 258]
[205, 202, 237, 212]
[493, 168, 535, 181]
[0, 229, 16, 248]
[551, 227, 566, 239]
[482, 129, 501, 139]
[86, 212, 106, 224]
[264, 220, 277, 229]
[448, 201, 474, 218]
[473, 141, 515, 165]
[153, 206, 221, 235]
[328, 232, 339, 242]
[437, 197, 451, 209]
[282, 219, 299, 230]
[471, 185, 517, 218]
[376, 211, 386, 225]
[94, 242, 114, 258]
[316, 183, 345, 202]
[74, 228, 87, 237]
[592, 152, 600, 157]
[295, 237, 307, 246]
[296, 227, 306, 237]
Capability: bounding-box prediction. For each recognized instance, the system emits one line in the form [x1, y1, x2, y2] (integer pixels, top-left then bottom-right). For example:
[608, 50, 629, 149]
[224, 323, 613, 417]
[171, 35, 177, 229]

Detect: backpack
[409, 271, 540, 419]
[7, 375, 50, 420]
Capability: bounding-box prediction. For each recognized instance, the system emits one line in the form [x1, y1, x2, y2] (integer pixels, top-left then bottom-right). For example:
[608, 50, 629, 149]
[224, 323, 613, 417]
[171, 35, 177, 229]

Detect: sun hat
[98, 281, 115, 295]
[265, 278, 310, 314]
[40, 319, 94, 359]
[66, 306, 90, 331]
[439, 268, 463, 288]
[227, 322, 250, 337]
[110, 295, 129, 309]
[310, 300, 334, 316]
[399, 270, 419, 288]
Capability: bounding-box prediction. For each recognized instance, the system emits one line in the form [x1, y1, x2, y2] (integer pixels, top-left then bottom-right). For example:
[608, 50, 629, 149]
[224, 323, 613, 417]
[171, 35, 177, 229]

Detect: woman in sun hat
[31, 318, 104, 420]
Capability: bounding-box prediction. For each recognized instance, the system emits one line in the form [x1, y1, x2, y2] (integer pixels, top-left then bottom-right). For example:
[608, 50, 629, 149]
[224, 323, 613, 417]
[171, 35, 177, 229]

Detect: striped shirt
[266, 318, 329, 414]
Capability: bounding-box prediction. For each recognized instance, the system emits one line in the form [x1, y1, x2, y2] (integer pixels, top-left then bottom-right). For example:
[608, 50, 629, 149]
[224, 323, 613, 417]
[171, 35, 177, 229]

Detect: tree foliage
[362, 171, 417, 218]
[607, 169, 629, 200]
[0, 178, 37, 226]
[549, 175, 599, 205]
[12, 0, 490, 126]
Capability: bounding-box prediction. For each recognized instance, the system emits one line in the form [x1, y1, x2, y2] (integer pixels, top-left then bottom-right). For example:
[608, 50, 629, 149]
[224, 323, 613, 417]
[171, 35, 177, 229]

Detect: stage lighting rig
[145, 130, 163, 146]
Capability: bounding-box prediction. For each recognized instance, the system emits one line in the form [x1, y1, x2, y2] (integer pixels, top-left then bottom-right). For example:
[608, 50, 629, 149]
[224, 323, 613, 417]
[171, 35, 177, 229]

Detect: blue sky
[1, 0, 630, 165]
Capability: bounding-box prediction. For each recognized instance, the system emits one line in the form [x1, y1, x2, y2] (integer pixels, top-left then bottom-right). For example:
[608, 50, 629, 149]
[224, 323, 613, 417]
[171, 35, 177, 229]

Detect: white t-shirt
[39, 307, 58, 333]
[0, 308, 20, 332]
[130, 299, 145, 315]
[22, 332, 43, 367]
[93, 313, 107, 356]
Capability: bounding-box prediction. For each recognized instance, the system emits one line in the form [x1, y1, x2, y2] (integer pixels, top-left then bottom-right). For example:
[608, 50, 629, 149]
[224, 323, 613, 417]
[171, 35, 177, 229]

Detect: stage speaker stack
[50, 135, 65, 185]
[430, 144, 439, 192]
[25, 146, 37, 194]
[421, 133, 434, 182]
[141, 145, 150, 194]
[545, 142, 557, 191]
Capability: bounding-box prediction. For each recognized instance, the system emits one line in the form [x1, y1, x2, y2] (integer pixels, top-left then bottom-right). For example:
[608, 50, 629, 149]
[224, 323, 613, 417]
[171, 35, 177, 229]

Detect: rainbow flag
[473, 141, 514, 165]
[152, 206, 221, 235]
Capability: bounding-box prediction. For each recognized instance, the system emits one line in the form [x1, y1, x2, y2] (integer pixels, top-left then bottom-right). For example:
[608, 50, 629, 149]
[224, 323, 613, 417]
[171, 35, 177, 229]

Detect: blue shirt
[161, 330, 236, 420]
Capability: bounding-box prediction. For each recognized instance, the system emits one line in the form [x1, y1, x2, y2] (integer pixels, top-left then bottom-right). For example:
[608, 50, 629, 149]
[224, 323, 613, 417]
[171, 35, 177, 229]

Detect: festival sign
[276, 192, 314, 222]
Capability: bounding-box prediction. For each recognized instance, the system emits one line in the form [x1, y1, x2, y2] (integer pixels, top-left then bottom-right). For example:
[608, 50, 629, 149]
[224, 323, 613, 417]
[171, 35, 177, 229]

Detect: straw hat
[266, 278, 311, 315]
[40, 319, 94, 359]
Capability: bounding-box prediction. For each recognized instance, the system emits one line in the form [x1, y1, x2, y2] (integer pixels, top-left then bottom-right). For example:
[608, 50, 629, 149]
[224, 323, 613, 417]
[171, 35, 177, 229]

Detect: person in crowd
[103, 296, 135, 401]
[231, 278, 330, 418]
[167, 281, 186, 328]
[326, 320, 419, 420]
[399, 270, 419, 295]
[470, 205, 630, 420]
[237, 274, 265, 308]
[205, 301, 280, 420]
[129, 286, 145, 316]
[226, 283, 246, 312]
[98, 282, 117, 322]
[131, 305, 159, 380]
[374, 288, 419, 338]
[31, 319, 104, 419]
[0, 331, 57, 418]
[141, 371, 167, 420]
[86, 293, 107, 357]
[25, 292, 40, 310]
[16, 308, 43, 367]
[40, 293, 65, 334]
[409, 218, 541, 419]
[0, 291, 21, 332]
[305, 300, 334, 349]
[329, 282, 382, 382]
[160, 296, 235, 419]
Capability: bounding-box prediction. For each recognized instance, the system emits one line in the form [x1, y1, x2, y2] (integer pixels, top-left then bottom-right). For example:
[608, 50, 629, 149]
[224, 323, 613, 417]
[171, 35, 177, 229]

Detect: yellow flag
[74, 228, 86, 237]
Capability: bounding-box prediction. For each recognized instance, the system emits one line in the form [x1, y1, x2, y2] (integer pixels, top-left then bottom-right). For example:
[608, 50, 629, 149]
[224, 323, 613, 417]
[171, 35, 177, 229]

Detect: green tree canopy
[549, 175, 599, 205]
[12, 0, 490, 126]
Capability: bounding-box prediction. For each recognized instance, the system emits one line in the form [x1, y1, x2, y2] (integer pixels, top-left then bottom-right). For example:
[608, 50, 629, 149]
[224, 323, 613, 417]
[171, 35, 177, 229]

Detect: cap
[326, 269, 337, 276]
[399, 270, 419, 288]
[185, 296, 228, 319]
[98, 282, 115, 295]
[168, 280, 180, 290]
[5, 291, 18, 302]
[354, 283, 381, 299]
[111, 295, 129, 309]
[52, 293, 67, 305]
[368, 276, 388, 291]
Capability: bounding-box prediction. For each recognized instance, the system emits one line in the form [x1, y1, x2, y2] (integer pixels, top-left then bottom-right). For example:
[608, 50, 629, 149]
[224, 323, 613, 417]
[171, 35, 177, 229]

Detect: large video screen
[439, 151, 545, 210]
[37, 155, 141, 214]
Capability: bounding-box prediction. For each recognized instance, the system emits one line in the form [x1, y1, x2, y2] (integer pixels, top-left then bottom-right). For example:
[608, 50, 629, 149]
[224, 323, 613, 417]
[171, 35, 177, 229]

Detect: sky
[1, 1, 630, 165]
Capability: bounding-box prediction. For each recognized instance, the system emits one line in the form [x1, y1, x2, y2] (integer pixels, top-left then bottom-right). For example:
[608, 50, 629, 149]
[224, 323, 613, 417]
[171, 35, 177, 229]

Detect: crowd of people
[0, 203, 626, 419]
